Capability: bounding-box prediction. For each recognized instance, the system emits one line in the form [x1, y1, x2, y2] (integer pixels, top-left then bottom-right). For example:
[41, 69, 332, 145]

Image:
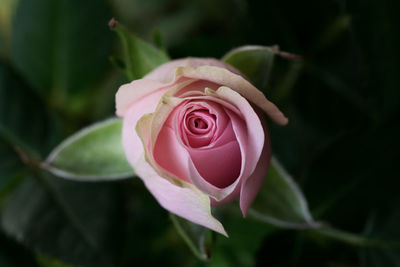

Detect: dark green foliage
[0, 62, 57, 156]
[11, 0, 113, 114]
[2, 176, 122, 267]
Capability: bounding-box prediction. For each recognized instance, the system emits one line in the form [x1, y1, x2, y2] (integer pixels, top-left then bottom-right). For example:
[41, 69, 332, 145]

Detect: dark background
[0, 0, 399, 266]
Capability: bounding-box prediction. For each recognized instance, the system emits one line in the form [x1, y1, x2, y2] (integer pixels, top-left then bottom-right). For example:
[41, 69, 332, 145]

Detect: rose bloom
[116, 58, 287, 236]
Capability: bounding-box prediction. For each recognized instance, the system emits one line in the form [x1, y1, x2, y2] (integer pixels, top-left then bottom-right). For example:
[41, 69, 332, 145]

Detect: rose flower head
[116, 58, 288, 236]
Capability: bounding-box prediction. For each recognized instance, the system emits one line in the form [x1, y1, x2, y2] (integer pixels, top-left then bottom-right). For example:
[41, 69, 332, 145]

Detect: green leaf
[110, 19, 170, 80]
[222, 45, 278, 90]
[152, 29, 166, 51]
[11, 0, 112, 112]
[169, 213, 209, 261]
[249, 157, 318, 229]
[2, 174, 121, 267]
[45, 118, 134, 181]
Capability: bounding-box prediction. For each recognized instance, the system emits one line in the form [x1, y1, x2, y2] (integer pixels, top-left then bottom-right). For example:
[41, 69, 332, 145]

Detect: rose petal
[177, 100, 231, 148]
[182, 108, 216, 148]
[135, 154, 228, 236]
[153, 125, 191, 182]
[205, 87, 265, 181]
[204, 87, 268, 212]
[136, 113, 186, 185]
[176, 66, 288, 125]
[210, 178, 242, 206]
[120, 58, 288, 125]
[122, 89, 167, 167]
[176, 99, 246, 201]
[144, 57, 243, 83]
[116, 75, 197, 117]
[239, 119, 271, 216]
[189, 140, 241, 188]
[187, 156, 242, 201]
[116, 79, 165, 116]
[210, 113, 269, 213]
[149, 79, 200, 148]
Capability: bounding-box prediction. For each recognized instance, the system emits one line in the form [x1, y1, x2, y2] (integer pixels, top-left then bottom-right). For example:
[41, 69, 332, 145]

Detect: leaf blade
[111, 20, 170, 80]
[1, 175, 121, 267]
[222, 45, 277, 90]
[11, 0, 113, 112]
[45, 118, 134, 180]
[169, 213, 209, 261]
[249, 157, 318, 229]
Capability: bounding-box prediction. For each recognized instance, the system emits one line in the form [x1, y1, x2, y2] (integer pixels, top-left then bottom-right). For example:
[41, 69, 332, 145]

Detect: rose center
[185, 110, 215, 135]
[178, 106, 219, 148]
[194, 118, 207, 129]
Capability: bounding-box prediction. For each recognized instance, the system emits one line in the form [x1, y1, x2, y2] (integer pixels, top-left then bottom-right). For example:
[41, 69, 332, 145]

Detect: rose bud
[116, 58, 288, 236]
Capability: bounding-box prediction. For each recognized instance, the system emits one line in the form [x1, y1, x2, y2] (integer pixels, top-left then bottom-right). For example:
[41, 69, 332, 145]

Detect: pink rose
[116, 58, 287, 236]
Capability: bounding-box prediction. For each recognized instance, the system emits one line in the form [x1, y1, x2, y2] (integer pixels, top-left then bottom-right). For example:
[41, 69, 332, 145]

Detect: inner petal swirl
[186, 110, 214, 133]
[181, 106, 216, 148]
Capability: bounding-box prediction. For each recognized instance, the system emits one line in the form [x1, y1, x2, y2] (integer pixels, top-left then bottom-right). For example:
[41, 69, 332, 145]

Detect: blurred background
[0, 0, 399, 266]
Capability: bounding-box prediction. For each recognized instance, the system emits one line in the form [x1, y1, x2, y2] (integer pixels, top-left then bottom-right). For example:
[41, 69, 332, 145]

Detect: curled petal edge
[175, 66, 288, 125]
[116, 64, 288, 125]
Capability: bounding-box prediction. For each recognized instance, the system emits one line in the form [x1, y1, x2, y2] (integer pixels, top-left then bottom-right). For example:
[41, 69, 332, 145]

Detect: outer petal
[204, 87, 268, 214]
[135, 114, 227, 236]
[153, 125, 191, 183]
[116, 79, 166, 116]
[239, 120, 271, 216]
[210, 117, 269, 212]
[136, 113, 188, 185]
[188, 140, 241, 188]
[121, 89, 166, 167]
[144, 57, 243, 83]
[187, 140, 242, 201]
[176, 66, 288, 125]
[206, 87, 265, 181]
